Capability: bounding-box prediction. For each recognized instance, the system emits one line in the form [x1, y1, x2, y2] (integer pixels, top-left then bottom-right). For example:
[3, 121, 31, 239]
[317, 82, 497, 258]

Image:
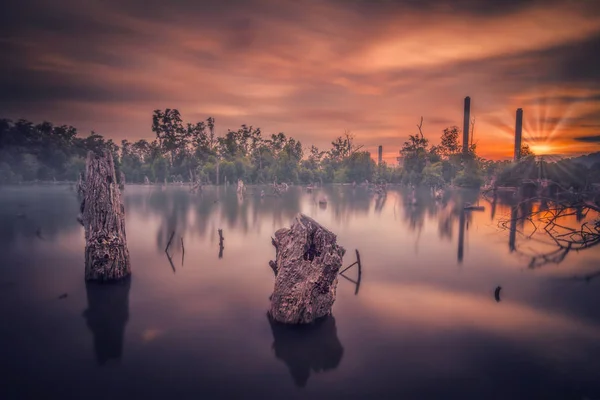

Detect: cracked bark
[269, 214, 345, 324]
[81, 150, 131, 281]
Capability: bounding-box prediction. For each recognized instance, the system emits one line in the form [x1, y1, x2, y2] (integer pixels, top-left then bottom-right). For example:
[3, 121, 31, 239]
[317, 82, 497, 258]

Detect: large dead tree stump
[81, 150, 131, 281]
[269, 214, 345, 324]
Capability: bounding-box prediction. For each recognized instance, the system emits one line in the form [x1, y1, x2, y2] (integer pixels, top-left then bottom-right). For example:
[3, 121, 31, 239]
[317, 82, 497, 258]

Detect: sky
[1, 0, 600, 163]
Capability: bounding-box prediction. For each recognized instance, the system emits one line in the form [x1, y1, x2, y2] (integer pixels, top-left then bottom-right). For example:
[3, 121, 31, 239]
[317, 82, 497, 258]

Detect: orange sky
[1, 0, 600, 163]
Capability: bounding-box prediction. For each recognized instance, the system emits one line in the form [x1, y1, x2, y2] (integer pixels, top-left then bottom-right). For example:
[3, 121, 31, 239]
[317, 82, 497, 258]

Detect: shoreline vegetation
[2, 109, 600, 191]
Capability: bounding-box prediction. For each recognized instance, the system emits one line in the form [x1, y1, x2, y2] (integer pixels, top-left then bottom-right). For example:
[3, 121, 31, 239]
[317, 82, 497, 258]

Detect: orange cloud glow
[1, 0, 600, 162]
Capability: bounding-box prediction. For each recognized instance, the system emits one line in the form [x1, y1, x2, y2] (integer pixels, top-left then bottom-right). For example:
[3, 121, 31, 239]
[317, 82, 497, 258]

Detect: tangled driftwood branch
[497, 196, 600, 269]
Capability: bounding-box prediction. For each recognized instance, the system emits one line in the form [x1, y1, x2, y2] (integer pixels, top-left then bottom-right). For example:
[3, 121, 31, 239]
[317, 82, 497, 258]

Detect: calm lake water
[1, 184, 600, 400]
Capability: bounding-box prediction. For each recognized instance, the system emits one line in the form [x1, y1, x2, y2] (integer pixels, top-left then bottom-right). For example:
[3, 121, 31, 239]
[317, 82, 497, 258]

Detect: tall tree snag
[269, 214, 345, 324]
[82, 150, 131, 281]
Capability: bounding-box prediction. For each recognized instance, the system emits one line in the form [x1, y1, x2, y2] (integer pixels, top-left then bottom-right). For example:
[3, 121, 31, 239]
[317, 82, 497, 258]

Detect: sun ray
[544, 97, 579, 142]
[541, 93, 550, 142]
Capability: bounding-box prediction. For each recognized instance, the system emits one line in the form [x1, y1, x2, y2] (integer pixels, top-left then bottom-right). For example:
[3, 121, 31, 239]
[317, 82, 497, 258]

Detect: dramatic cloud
[574, 135, 600, 143]
[1, 0, 600, 161]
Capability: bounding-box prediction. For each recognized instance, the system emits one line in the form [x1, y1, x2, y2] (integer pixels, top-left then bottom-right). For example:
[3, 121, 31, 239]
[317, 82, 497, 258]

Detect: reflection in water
[83, 277, 131, 365]
[180, 236, 185, 267]
[339, 267, 362, 295]
[125, 185, 392, 254]
[325, 186, 370, 224]
[576, 205, 585, 222]
[268, 314, 344, 387]
[509, 206, 518, 252]
[166, 252, 176, 273]
[339, 249, 363, 295]
[125, 186, 303, 253]
[498, 196, 600, 270]
[519, 200, 533, 229]
[2, 185, 600, 399]
[0, 186, 81, 246]
[457, 209, 466, 263]
[218, 228, 224, 259]
[564, 270, 600, 283]
[374, 191, 387, 214]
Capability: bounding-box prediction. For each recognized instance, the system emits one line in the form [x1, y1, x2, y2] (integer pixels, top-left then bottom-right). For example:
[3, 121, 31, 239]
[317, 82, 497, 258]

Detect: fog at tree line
[1, 108, 599, 190]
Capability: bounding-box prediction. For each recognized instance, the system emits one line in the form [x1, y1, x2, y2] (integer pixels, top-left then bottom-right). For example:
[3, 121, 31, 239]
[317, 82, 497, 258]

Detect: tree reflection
[400, 187, 438, 232]
[399, 187, 480, 241]
[122, 185, 544, 269]
[82, 277, 131, 365]
[319, 185, 371, 224]
[393, 187, 495, 263]
[457, 208, 466, 263]
[268, 314, 344, 388]
[374, 191, 387, 214]
[0, 186, 81, 246]
[124, 185, 378, 252]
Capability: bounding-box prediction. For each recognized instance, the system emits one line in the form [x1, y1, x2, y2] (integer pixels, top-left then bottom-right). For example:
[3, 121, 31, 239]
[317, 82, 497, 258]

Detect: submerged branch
[498, 196, 600, 268]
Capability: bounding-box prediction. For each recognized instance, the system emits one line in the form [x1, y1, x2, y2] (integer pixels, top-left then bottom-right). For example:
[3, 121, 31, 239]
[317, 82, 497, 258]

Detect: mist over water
[1, 184, 599, 399]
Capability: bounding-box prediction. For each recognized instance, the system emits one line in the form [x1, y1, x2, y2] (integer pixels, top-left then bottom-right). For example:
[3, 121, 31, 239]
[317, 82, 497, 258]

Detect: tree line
[0, 110, 380, 185]
[1, 109, 600, 189]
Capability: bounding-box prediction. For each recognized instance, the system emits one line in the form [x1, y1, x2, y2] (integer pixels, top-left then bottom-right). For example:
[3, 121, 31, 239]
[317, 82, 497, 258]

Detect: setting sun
[529, 144, 554, 155]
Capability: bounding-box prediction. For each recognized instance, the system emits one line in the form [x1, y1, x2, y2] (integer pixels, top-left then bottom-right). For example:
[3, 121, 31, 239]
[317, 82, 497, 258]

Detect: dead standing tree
[80, 151, 131, 281]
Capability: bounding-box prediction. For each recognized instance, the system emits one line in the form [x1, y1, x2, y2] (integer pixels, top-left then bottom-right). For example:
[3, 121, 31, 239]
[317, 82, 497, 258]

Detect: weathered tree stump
[81, 150, 131, 281]
[269, 214, 345, 324]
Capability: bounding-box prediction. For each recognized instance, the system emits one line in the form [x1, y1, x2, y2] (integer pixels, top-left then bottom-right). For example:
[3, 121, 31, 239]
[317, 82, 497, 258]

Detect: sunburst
[488, 86, 596, 159]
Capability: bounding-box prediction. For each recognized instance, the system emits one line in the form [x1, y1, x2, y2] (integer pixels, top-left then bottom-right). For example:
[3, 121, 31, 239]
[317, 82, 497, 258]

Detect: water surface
[1, 184, 599, 399]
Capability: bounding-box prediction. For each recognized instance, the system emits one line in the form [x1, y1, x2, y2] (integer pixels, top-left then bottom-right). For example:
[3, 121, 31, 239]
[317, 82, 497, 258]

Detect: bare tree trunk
[82, 151, 131, 281]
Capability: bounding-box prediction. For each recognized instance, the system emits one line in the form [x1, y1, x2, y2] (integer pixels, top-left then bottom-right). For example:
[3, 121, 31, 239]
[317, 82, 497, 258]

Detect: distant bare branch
[416, 117, 424, 139]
